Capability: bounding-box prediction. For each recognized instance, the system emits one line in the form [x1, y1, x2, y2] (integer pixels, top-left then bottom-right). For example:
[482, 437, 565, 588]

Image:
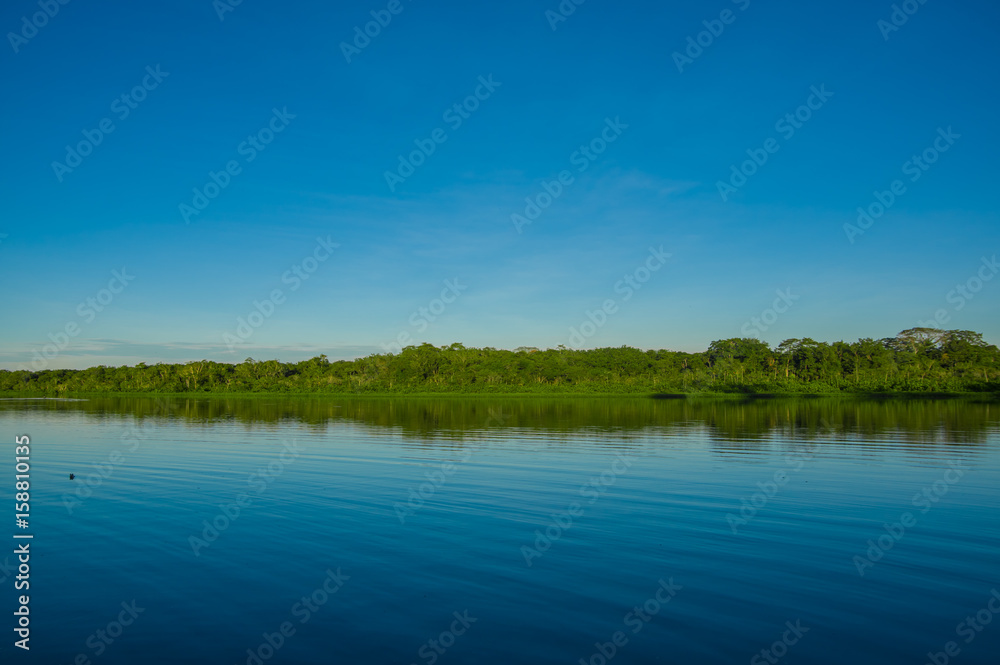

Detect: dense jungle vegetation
[2, 328, 998, 395]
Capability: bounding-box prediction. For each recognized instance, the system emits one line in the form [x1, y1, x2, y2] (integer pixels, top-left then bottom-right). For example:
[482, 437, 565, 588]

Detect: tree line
[2, 328, 998, 395]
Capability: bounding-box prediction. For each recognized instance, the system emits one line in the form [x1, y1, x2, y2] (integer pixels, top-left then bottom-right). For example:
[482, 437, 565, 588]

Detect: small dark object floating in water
[69, 473, 75, 480]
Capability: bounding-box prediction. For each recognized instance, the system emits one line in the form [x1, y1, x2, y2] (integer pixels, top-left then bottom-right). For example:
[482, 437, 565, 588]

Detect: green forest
[2, 328, 998, 396]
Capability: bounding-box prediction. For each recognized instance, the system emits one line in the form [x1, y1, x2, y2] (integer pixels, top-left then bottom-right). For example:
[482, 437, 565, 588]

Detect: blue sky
[1, 0, 998, 369]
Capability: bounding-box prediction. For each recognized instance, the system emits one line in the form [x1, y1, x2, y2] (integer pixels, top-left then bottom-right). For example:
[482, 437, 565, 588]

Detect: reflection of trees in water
[698, 398, 999, 446]
[2, 396, 998, 447]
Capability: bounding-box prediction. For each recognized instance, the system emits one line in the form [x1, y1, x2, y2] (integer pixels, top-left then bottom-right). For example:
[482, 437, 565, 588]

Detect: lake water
[1, 396, 998, 664]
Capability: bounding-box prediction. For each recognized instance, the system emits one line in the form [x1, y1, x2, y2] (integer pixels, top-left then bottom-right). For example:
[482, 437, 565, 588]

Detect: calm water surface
[1, 397, 998, 664]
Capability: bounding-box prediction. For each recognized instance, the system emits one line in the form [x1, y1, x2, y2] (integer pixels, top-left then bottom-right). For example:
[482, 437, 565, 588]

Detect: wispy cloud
[0, 339, 380, 371]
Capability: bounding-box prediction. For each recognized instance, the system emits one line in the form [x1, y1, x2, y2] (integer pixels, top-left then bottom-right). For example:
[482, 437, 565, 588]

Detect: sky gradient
[2, 0, 998, 370]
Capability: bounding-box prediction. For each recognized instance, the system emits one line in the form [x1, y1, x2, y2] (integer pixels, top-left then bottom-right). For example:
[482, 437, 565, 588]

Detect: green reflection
[2, 395, 997, 446]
